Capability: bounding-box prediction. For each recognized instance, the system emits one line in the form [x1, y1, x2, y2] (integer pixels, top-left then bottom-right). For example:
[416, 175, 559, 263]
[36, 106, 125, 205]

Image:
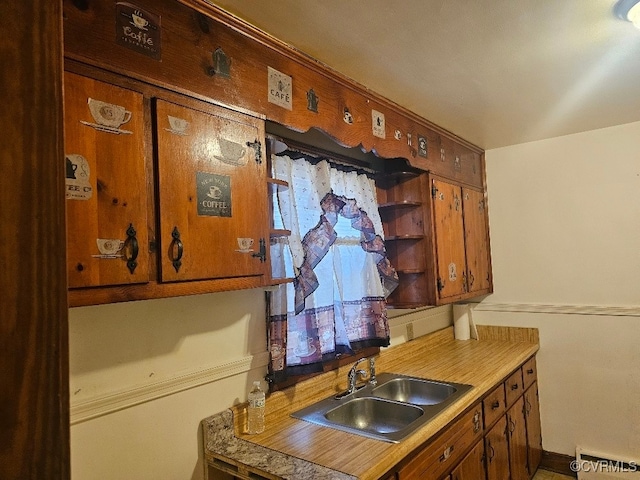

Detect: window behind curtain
[267, 151, 398, 387]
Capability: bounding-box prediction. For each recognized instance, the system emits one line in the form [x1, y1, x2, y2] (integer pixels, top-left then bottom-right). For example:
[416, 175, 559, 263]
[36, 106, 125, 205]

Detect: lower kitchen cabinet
[507, 396, 529, 480]
[483, 355, 542, 480]
[485, 415, 510, 480]
[397, 407, 483, 480]
[450, 439, 486, 480]
[524, 383, 543, 475]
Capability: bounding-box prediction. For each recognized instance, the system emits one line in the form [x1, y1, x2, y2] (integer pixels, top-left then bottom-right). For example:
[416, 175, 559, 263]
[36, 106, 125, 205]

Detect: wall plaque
[116, 2, 161, 60]
[418, 135, 428, 158]
[268, 67, 292, 110]
[196, 172, 231, 217]
[372, 110, 386, 139]
[65, 154, 93, 200]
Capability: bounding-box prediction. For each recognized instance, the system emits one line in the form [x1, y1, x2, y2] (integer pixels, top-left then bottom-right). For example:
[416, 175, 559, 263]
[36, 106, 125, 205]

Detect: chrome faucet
[336, 356, 378, 399]
[346, 357, 369, 395]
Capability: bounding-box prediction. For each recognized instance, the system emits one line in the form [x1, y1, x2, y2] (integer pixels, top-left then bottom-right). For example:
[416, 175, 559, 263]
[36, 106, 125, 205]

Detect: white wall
[69, 289, 268, 480]
[473, 120, 640, 459]
[68, 288, 450, 479]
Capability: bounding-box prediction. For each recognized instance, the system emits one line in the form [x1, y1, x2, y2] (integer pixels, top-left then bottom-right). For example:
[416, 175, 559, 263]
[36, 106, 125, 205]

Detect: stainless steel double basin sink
[291, 373, 472, 443]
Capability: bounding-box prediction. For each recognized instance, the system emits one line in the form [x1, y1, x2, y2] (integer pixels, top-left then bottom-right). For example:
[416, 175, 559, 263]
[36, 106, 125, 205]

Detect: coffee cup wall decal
[215, 138, 248, 166]
[80, 98, 133, 134]
[166, 115, 189, 135]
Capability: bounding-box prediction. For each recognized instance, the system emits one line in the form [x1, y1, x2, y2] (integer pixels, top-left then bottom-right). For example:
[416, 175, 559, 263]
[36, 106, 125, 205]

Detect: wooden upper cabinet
[155, 99, 268, 282]
[64, 72, 149, 288]
[463, 187, 491, 294]
[432, 178, 467, 300]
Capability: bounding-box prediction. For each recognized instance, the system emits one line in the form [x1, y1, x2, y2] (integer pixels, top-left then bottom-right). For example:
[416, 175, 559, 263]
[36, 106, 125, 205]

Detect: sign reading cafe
[116, 2, 161, 60]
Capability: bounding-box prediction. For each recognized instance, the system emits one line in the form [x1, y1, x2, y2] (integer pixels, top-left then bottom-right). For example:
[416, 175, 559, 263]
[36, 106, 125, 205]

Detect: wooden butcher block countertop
[203, 325, 539, 480]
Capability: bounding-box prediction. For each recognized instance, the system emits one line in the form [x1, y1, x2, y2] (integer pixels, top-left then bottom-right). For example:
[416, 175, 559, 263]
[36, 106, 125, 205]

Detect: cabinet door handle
[439, 445, 454, 463]
[491, 400, 500, 410]
[511, 383, 519, 391]
[125, 223, 139, 274]
[508, 416, 516, 435]
[169, 226, 184, 273]
[487, 440, 495, 462]
[527, 368, 534, 374]
[525, 397, 532, 415]
[473, 409, 482, 433]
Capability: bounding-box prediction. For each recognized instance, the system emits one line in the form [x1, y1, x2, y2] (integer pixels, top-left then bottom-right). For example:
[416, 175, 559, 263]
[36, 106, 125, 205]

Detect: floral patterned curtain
[268, 152, 398, 383]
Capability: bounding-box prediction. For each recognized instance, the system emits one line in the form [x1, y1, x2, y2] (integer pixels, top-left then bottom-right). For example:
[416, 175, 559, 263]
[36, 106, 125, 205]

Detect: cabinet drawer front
[522, 356, 537, 390]
[483, 383, 506, 429]
[505, 369, 524, 407]
[398, 406, 483, 480]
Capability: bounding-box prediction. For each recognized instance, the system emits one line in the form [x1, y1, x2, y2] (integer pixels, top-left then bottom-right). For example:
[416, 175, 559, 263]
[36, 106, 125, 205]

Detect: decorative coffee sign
[267, 67, 292, 110]
[372, 110, 386, 139]
[116, 2, 161, 60]
[65, 154, 93, 200]
[196, 172, 231, 217]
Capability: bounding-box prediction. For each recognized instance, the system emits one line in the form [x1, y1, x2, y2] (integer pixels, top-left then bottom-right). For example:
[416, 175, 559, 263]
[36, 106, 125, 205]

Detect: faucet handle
[368, 357, 377, 386]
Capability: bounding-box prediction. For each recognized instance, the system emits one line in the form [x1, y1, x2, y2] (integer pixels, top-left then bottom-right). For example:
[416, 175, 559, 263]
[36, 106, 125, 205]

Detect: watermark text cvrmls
[570, 459, 638, 473]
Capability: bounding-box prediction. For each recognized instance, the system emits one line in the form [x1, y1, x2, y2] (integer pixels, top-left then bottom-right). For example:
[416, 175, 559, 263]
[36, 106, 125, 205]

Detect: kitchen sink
[324, 397, 424, 435]
[371, 377, 457, 405]
[291, 373, 472, 442]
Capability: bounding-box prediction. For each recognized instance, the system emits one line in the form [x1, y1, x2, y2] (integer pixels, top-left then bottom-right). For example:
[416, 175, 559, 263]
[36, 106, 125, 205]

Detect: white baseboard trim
[471, 302, 640, 317]
[70, 351, 271, 425]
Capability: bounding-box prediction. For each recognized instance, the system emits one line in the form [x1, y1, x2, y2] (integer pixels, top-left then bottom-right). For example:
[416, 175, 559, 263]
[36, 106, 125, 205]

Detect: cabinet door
[451, 440, 486, 480]
[485, 416, 509, 480]
[431, 178, 466, 300]
[524, 383, 543, 475]
[462, 187, 491, 294]
[156, 99, 267, 282]
[507, 397, 529, 480]
[64, 72, 149, 288]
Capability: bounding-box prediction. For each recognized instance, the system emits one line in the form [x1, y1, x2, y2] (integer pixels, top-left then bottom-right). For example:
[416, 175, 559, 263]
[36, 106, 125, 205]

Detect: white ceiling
[209, 0, 640, 149]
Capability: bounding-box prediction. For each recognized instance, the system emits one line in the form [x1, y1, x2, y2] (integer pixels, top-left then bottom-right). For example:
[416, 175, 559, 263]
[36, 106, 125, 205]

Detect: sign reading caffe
[116, 2, 161, 60]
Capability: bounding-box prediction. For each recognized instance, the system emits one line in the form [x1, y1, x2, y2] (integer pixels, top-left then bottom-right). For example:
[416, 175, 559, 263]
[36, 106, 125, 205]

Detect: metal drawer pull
[527, 368, 534, 374]
[511, 383, 519, 390]
[125, 223, 139, 274]
[169, 226, 183, 273]
[439, 445, 454, 462]
[491, 400, 500, 410]
[473, 410, 482, 433]
[487, 440, 495, 462]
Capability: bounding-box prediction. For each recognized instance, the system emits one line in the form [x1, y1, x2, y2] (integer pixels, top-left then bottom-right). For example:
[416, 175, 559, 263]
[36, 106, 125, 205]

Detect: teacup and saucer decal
[92, 238, 125, 258]
[165, 115, 189, 135]
[131, 11, 149, 30]
[236, 237, 254, 253]
[215, 138, 248, 166]
[80, 98, 133, 134]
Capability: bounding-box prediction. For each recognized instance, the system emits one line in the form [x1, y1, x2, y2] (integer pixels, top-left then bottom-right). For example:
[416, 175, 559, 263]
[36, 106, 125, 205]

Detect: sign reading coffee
[196, 172, 231, 217]
[116, 2, 161, 60]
